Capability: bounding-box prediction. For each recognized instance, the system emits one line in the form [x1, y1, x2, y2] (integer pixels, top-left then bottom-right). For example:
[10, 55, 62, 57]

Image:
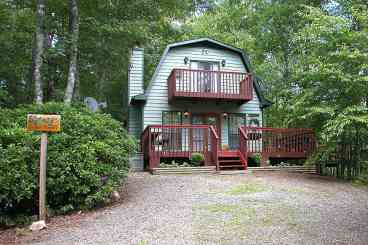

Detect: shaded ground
[2, 172, 368, 245]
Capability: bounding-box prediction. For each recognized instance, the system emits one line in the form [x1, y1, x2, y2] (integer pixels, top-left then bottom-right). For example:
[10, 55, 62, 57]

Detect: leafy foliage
[249, 153, 261, 167]
[183, 0, 368, 180]
[190, 153, 205, 166]
[0, 88, 14, 108]
[0, 0, 194, 120]
[0, 103, 136, 227]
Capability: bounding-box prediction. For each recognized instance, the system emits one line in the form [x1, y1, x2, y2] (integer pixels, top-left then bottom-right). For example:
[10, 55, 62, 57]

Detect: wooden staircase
[218, 150, 247, 170]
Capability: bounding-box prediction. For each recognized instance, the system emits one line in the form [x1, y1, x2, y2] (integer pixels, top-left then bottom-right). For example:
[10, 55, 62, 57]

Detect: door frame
[227, 113, 246, 150]
[190, 112, 222, 145]
[190, 60, 221, 93]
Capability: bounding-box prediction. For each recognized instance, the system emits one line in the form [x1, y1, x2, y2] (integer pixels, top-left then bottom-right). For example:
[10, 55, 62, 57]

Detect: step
[218, 150, 238, 154]
[218, 157, 241, 161]
[151, 166, 216, 175]
[218, 154, 239, 158]
[152, 171, 216, 175]
[153, 166, 216, 170]
[153, 169, 216, 172]
[219, 159, 242, 164]
[219, 170, 250, 175]
[219, 165, 246, 168]
[218, 151, 239, 157]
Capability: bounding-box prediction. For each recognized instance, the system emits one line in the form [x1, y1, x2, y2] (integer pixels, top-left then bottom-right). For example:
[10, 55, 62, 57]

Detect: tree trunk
[45, 32, 55, 101]
[72, 67, 80, 101]
[64, 0, 79, 104]
[33, 0, 46, 104]
[47, 76, 55, 101]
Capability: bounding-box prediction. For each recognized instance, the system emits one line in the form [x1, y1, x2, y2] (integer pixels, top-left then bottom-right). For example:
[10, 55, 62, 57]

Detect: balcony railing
[168, 69, 253, 103]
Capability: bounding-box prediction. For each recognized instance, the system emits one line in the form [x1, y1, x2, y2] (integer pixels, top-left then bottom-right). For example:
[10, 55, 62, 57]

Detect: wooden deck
[242, 127, 316, 166]
[141, 125, 219, 169]
[141, 125, 316, 170]
[168, 69, 253, 103]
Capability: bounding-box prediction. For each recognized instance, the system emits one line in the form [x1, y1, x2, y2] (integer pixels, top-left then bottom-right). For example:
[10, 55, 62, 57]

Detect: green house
[127, 38, 315, 171]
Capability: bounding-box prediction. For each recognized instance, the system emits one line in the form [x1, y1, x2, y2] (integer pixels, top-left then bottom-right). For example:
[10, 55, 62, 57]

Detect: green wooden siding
[142, 45, 262, 146]
[128, 48, 144, 104]
[127, 47, 144, 139]
[128, 105, 142, 139]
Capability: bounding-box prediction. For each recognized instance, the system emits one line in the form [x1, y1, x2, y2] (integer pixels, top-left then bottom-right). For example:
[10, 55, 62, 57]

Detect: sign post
[27, 114, 61, 221]
[39, 133, 48, 221]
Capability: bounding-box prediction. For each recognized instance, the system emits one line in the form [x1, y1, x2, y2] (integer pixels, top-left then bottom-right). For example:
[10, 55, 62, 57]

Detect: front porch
[141, 125, 316, 171]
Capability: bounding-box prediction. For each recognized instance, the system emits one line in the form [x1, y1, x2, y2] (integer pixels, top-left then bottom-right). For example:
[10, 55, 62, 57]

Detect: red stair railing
[238, 126, 248, 168]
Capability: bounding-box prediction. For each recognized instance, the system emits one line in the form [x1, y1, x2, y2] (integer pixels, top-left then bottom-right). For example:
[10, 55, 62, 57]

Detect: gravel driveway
[16, 172, 368, 244]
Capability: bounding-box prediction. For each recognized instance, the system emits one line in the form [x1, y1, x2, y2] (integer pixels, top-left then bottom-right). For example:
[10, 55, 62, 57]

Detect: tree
[33, 0, 47, 104]
[183, 0, 322, 126]
[64, 0, 79, 104]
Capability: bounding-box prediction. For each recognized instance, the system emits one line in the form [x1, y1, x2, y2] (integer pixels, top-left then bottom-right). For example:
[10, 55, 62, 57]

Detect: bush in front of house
[0, 103, 136, 227]
[249, 153, 261, 167]
[190, 153, 205, 166]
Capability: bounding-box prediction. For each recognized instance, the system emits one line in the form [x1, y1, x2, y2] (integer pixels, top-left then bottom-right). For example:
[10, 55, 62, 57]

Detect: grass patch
[281, 187, 307, 194]
[194, 201, 300, 243]
[196, 203, 255, 216]
[225, 183, 267, 195]
[259, 205, 299, 230]
[193, 203, 256, 243]
[15, 227, 31, 236]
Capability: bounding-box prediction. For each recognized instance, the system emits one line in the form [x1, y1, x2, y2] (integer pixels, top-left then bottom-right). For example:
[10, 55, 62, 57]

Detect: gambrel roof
[143, 38, 272, 108]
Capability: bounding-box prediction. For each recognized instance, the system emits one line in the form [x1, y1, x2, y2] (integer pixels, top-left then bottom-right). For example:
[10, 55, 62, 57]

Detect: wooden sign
[26, 114, 61, 221]
[27, 114, 61, 132]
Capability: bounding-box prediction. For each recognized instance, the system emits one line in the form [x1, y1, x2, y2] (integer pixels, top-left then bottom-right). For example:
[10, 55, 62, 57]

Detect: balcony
[168, 69, 253, 103]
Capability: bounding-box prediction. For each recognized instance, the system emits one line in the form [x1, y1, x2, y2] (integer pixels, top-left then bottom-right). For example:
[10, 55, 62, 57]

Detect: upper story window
[189, 61, 220, 92]
[190, 61, 219, 71]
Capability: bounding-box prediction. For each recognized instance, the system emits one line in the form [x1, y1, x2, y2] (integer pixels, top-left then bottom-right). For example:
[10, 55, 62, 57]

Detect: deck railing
[168, 69, 253, 103]
[141, 125, 219, 169]
[238, 127, 248, 166]
[241, 127, 316, 156]
[209, 126, 219, 170]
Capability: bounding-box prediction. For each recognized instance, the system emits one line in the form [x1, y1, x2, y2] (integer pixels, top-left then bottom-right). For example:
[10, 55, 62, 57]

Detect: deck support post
[204, 153, 211, 166]
[260, 154, 269, 167]
[149, 157, 160, 169]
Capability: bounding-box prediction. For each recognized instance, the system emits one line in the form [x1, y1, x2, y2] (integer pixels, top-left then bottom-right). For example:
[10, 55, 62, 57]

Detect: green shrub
[0, 88, 14, 108]
[190, 153, 205, 166]
[249, 153, 261, 167]
[0, 103, 136, 227]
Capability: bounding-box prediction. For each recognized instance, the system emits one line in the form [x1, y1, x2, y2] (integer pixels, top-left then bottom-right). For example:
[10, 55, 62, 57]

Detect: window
[162, 111, 182, 125]
[190, 61, 220, 93]
[247, 114, 260, 127]
[228, 113, 246, 150]
[190, 61, 219, 71]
